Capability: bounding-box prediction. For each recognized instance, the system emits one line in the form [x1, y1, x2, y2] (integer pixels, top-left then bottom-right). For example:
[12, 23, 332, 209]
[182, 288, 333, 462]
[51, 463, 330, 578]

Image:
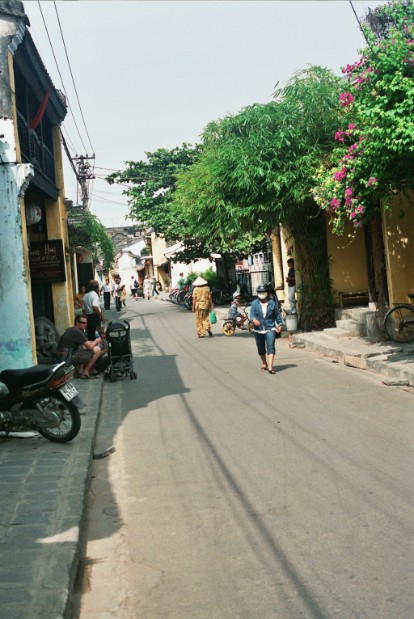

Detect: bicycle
[221, 305, 254, 336]
[382, 293, 414, 343]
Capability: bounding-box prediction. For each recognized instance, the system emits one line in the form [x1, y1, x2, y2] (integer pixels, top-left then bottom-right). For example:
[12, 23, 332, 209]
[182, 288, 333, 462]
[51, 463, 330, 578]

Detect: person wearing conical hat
[191, 277, 214, 338]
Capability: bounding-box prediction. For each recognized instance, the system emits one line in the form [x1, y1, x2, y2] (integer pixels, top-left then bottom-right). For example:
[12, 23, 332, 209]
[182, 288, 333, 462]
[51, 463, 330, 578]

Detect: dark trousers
[115, 295, 122, 311]
[86, 313, 101, 341]
[103, 291, 111, 310]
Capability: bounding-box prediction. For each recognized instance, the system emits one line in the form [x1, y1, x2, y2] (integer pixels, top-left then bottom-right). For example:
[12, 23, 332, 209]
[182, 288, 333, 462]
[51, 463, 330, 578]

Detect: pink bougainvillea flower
[330, 198, 340, 210]
[367, 177, 378, 187]
[339, 92, 355, 107]
[333, 166, 347, 181]
[335, 129, 346, 142]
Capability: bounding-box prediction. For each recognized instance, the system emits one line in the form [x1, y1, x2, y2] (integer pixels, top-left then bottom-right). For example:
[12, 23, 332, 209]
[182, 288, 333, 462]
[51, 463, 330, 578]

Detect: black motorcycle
[0, 362, 84, 443]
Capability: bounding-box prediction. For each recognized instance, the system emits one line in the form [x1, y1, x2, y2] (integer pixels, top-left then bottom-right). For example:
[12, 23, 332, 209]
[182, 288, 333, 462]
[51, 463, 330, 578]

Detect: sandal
[267, 368, 276, 374]
[260, 365, 267, 371]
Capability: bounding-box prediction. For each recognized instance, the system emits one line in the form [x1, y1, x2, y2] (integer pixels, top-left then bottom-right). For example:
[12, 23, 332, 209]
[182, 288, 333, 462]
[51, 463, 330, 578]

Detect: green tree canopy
[174, 66, 344, 327]
[68, 210, 114, 270]
[175, 66, 343, 231]
[106, 144, 200, 241]
[107, 143, 266, 262]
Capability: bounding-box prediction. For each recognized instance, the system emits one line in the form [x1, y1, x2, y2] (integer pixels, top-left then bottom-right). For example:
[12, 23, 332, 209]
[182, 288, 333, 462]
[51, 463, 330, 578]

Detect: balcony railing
[17, 110, 55, 183]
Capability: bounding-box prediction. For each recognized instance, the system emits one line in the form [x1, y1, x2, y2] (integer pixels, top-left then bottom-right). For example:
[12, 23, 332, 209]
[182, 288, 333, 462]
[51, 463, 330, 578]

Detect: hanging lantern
[25, 204, 42, 226]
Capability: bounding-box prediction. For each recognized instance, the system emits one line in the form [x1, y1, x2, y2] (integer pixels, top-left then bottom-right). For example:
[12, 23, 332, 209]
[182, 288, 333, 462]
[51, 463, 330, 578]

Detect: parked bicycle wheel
[383, 304, 414, 343]
[183, 292, 193, 310]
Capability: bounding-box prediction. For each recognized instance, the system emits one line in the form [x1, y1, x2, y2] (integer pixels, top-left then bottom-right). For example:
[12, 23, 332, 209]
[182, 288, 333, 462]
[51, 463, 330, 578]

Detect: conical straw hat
[192, 276, 208, 286]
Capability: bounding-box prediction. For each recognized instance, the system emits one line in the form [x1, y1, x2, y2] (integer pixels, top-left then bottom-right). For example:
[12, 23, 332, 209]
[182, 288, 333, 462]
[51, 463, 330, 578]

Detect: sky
[23, 0, 383, 228]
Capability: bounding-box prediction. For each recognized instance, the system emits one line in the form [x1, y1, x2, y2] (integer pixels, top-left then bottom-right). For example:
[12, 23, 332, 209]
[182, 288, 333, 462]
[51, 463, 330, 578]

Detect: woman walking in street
[151, 277, 160, 298]
[192, 277, 214, 338]
[143, 275, 152, 300]
[250, 283, 283, 374]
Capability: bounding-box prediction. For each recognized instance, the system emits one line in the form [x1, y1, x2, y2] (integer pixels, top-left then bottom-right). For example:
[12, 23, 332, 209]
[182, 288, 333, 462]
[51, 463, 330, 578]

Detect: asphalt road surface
[76, 297, 414, 619]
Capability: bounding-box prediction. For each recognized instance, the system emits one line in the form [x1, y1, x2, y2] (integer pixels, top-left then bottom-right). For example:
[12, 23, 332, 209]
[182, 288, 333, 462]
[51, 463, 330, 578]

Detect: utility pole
[72, 154, 95, 208]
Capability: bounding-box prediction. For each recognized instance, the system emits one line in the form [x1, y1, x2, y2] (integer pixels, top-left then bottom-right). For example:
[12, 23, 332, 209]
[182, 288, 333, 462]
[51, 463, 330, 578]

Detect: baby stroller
[105, 321, 137, 382]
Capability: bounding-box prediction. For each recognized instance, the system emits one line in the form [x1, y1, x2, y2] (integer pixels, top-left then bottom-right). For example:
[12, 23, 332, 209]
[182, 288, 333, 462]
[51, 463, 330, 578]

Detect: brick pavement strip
[0, 376, 103, 619]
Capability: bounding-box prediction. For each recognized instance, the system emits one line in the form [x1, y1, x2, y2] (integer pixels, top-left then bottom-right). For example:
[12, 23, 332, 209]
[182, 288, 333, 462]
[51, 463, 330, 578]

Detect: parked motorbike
[0, 362, 84, 443]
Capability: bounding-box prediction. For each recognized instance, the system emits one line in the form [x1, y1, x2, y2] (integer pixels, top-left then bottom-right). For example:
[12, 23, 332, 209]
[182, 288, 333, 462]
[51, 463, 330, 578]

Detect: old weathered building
[0, 0, 74, 368]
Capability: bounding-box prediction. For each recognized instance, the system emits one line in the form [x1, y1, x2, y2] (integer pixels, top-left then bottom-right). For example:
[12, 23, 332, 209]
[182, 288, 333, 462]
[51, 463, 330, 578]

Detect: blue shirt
[249, 298, 283, 333]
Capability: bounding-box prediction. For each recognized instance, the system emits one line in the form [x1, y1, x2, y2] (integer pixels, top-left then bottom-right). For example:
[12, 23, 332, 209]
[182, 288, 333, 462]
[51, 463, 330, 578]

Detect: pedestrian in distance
[114, 277, 123, 311]
[120, 285, 127, 307]
[130, 276, 138, 300]
[101, 277, 111, 310]
[286, 257, 296, 314]
[143, 275, 151, 300]
[83, 279, 104, 341]
[250, 283, 283, 374]
[192, 276, 214, 338]
[151, 276, 160, 298]
[178, 272, 186, 291]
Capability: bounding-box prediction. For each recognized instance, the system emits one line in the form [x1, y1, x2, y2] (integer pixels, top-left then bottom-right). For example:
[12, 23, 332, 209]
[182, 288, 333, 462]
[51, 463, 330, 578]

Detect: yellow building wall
[44, 127, 75, 334]
[326, 219, 368, 301]
[151, 232, 169, 288]
[382, 193, 414, 304]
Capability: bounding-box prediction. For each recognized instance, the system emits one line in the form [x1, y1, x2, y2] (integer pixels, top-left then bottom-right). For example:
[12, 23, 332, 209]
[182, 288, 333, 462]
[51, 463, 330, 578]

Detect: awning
[164, 242, 184, 259]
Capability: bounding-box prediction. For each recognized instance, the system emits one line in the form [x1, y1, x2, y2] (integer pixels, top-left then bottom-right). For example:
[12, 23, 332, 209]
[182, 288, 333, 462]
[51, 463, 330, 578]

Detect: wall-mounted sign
[29, 240, 66, 283]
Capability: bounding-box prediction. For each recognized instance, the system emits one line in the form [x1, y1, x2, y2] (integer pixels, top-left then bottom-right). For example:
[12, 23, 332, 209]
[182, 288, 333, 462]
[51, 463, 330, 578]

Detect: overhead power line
[52, 1, 95, 154]
[60, 129, 80, 181]
[37, 0, 88, 153]
[348, 0, 370, 46]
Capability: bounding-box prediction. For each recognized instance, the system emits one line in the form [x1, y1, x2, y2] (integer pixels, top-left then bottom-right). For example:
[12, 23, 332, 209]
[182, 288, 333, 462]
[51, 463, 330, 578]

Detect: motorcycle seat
[0, 364, 57, 393]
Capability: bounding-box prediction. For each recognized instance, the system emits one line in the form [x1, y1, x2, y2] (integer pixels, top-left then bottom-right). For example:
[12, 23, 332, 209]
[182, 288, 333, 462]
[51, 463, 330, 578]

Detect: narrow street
[76, 297, 414, 619]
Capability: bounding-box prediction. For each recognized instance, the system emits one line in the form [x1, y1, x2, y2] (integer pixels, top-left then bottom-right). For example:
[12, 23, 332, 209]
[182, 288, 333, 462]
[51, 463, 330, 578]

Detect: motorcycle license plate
[59, 383, 78, 402]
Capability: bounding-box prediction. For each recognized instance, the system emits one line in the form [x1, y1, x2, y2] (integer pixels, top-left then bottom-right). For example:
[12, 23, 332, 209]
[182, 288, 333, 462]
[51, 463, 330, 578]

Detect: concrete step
[367, 351, 414, 384]
[335, 307, 375, 322]
[322, 327, 353, 339]
[291, 331, 414, 384]
[336, 319, 366, 337]
[291, 331, 352, 360]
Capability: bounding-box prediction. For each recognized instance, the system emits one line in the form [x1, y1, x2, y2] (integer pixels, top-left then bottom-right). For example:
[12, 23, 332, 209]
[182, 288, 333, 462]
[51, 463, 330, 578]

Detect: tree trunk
[286, 204, 335, 331]
[369, 211, 389, 312]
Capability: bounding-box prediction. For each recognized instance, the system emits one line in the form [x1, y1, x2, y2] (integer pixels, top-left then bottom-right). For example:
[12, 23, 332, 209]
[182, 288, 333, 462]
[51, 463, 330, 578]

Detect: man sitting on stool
[58, 315, 106, 379]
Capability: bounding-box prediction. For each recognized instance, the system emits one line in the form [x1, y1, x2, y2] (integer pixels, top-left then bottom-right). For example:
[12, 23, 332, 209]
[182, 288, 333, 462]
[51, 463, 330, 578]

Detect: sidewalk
[291, 327, 414, 386]
[0, 375, 103, 619]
